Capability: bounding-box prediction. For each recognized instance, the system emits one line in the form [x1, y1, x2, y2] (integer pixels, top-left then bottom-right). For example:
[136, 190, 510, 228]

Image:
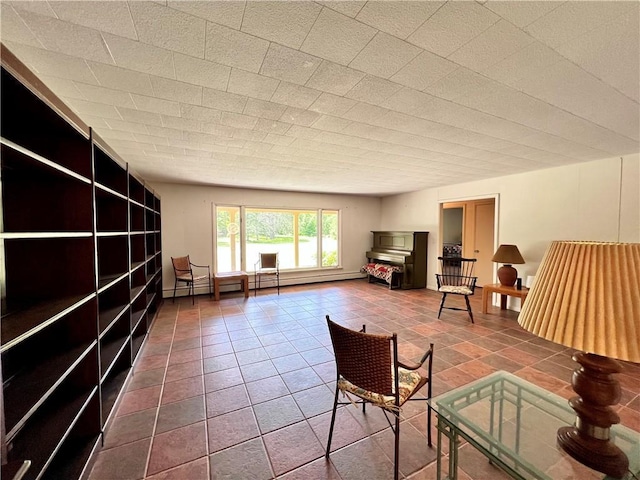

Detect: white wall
[380, 154, 640, 291]
[149, 182, 382, 297]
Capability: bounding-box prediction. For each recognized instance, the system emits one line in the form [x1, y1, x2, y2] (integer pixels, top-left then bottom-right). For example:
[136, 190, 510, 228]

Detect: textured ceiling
[1, 1, 638, 195]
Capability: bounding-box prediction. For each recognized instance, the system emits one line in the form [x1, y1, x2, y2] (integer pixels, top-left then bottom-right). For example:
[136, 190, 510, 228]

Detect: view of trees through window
[216, 206, 339, 273]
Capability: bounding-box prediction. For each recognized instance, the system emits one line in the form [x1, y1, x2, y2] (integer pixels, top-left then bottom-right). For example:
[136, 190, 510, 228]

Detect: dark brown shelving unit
[1, 46, 162, 480]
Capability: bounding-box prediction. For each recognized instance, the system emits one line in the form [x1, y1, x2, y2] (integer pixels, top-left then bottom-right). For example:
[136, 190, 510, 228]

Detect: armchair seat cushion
[337, 367, 423, 411]
[176, 273, 208, 282]
[439, 285, 473, 295]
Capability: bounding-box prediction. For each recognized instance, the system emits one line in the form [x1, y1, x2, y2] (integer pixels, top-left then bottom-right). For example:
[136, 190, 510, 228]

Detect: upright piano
[366, 231, 428, 289]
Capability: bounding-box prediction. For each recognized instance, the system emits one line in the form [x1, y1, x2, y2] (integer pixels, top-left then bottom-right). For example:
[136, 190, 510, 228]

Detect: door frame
[438, 193, 500, 285]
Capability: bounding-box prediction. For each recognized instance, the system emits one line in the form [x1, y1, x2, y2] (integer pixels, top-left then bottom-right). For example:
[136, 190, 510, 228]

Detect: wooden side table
[482, 283, 529, 314]
[213, 271, 249, 301]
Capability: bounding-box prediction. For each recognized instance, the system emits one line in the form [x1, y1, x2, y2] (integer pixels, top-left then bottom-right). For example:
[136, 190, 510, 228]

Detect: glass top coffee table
[429, 371, 640, 480]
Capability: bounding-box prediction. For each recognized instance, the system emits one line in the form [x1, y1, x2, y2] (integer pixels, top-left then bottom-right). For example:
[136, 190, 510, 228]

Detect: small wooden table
[213, 271, 249, 301]
[482, 283, 529, 314]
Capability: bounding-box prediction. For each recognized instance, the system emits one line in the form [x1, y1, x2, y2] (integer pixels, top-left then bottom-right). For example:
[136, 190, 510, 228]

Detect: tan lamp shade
[491, 244, 525, 264]
[518, 241, 640, 363]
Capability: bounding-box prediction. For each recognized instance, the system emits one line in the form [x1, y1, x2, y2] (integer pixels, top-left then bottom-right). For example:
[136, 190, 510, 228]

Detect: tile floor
[88, 280, 640, 480]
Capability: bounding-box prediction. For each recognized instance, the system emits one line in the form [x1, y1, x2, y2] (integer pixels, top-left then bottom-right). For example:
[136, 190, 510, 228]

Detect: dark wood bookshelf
[1, 51, 162, 480]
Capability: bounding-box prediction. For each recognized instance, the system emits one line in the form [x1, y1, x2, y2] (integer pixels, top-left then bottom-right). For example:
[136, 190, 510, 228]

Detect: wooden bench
[360, 263, 403, 289]
[213, 271, 249, 301]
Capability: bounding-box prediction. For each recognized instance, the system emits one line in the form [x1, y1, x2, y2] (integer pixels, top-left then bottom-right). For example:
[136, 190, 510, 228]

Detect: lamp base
[558, 352, 629, 478]
[557, 426, 628, 478]
[497, 264, 517, 286]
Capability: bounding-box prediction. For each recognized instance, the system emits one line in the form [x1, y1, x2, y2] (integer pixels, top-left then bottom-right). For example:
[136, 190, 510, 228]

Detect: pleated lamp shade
[518, 241, 640, 363]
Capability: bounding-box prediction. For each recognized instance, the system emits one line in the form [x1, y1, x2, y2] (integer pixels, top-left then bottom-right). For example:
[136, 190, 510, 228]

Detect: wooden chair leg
[465, 295, 474, 323]
[437, 293, 447, 318]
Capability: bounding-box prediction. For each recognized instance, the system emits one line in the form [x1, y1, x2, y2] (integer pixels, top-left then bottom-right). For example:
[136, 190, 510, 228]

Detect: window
[215, 206, 340, 273]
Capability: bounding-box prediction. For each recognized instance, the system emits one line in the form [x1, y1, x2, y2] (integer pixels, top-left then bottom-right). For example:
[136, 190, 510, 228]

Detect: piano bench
[360, 263, 403, 290]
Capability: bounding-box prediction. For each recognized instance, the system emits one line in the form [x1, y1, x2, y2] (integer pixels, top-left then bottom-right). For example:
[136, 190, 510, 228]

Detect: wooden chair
[436, 256, 477, 323]
[254, 252, 279, 296]
[171, 255, 211, 304]
[325, 316, 434, 480]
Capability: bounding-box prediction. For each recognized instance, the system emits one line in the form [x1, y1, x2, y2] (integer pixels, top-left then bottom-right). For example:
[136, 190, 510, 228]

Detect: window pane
[322, 210, 338, 267]
[246, 209, 292, 270]
[297, 212, 317, 268]
[216, 206, 241, 273]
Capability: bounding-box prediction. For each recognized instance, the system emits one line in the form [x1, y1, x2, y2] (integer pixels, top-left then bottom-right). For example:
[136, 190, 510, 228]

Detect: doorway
[440, 198, 496, 286]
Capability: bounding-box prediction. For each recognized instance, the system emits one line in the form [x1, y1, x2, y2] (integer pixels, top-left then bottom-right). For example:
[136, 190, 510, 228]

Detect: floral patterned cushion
[337, 367, 423, 411]
[360, 263, 403, 284]
[439, 285, 472, 295]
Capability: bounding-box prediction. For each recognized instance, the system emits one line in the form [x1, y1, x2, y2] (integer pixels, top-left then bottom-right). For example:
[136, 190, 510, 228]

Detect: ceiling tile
[315, 1, 365, 18]
[233, 129, 267, 142]
[200, 122, 234, 137]
[254, 118, 291, 135]
[174, 53, 230, 90]
[345, 75, 402, 105]
[263, 133, 295, 146]
[102, 33, 175, 78]
[202, 87, 247, 113]
[300, 7, 376, 65]
[38, 75, 85, 99]
[161, 114, 201, 132]
[390, 50, 457, 91]
[424, 67, 494, 101]
[145, 125, 184, 139]
[270, 82, 321, 109]
[484, 1, 562, 28]
[66, 97, 122, 119]
[227, 68, 279, 101]
[5, 1, 56, 17]
[260, 43, 322, 85]
[6, 43, 99, 84]
[482, 41, 563, 87]
[407, 1, 499, 57]
[305, 60, 365, 96]
[285, 125, 321, 140]
[117, 106, 163, 125]
[131, 94, 180, 116]
[220, 111, 258, 129]
[279, 107, 320, 126]
[96, 128, 136, 141]
[242, 1, 321, 49]
[308, 92, 357, 116]
[74, 83, 135, 108]
[168, 1, 245, 29]
[355, 1, 443, 39]
[525, 1, 634, 48]
[1, 4, 43, 48]
[105, 119, 150, 134]
[48, 1, 137, 39]
[515, 60, 639, 140]
[88, 61, 153, 95]
[129, 1, 205, 57]
[205, 22, 269, 73]
[342, 102, 390, 123]
[556, 6, 639, 102]
[16, 9, 114, 64]
[349, 32, 421, 78]
[180, 103, 222, 123]
[149, 75, 202, 105]
[306, 114, 351, 133]
[243, 98, 287, 120]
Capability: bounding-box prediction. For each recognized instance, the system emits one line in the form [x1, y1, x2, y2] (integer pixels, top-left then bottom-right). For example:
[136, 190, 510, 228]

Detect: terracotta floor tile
[88, 438, 151, 480]
[209, 438, 273, 480]
[253, 395, 305, 434]
[263, 420, 325, 475]
[144, 457, 208, 480]
[117, 385, 162, 416]
[156, 395, 206, 434]
[147, 422, 207, 475]
[206, 384, 251, 417]
[103, 408, 157, 449]
[90, 280, 640, 480]
[246, 375, 290, 405]
[161, 375, 204, 405]
[207, 407, 260, 453]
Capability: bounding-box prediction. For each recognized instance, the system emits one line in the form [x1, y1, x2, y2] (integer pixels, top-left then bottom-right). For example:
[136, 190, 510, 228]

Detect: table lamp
[518, 241, 640, 478]
[491, 244, 525, 286]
